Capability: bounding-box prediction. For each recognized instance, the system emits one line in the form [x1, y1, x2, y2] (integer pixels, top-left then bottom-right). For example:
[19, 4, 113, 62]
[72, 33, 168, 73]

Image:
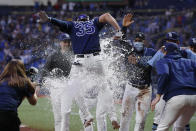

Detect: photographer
[0, 59, 37, 131]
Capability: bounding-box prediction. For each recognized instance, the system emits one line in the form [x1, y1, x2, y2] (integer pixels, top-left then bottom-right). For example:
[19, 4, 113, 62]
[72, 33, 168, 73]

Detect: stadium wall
[0, 0, 57, 6]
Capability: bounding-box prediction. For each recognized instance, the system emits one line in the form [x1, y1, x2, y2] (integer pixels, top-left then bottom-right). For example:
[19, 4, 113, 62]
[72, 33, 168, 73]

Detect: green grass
[18, 97, 196, 131]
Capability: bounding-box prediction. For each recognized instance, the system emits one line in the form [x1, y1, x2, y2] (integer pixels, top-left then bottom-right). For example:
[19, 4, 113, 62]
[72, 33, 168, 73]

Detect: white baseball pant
[153, 96, 190, 131]
[157, 95, 196, 131]
[79, 87, 117, 131]
[71, 54, 117, 131]
[119, 83, 152, 131]
[44, 77, 71, 131]
[153, 96, 166, 124]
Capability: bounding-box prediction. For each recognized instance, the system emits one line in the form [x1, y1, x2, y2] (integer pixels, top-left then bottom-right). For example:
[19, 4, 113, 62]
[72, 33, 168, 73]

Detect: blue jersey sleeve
[156, 59, 169, 95]
[93, 17, 106, 31]
[184, 49, 196, 61]
[148, 50, 164, 67]
[50, 18, 73, 33]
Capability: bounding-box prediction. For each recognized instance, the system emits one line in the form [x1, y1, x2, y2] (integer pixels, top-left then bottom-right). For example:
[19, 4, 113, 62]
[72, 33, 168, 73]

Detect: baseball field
[18, 97, 196, 131]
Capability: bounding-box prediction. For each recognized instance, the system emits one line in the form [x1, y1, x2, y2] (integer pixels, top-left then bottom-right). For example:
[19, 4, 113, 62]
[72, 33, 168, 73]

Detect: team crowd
[0, 8, 196, 131]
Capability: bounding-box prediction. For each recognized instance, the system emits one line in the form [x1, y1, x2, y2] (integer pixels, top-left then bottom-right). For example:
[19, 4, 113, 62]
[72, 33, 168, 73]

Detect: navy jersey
[41, 50, 72, 78]
[0, 81, 34, 112]
[125, 48, 156, 86]
[50, 17, 105, 54]
[156, 52, 196, 101]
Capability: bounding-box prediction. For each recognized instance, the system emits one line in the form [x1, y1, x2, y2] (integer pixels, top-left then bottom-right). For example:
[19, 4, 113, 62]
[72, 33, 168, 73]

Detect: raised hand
[37, 11, 49, 23]
[123, 13, 134, 27]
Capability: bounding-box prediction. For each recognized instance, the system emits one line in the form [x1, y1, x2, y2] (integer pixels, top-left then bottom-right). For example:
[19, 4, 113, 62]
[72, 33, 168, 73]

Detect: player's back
[167, 57, 196, 88]
[70, 18, 105, 54]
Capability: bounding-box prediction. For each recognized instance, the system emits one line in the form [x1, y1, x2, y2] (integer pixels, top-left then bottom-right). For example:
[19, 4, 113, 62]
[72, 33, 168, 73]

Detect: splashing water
[37, 34, 130, 131]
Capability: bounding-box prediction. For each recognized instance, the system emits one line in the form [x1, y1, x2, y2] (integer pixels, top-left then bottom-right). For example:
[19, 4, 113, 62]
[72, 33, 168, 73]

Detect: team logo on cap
[169, 32, 172, 37]
[192, 38, 196, 43]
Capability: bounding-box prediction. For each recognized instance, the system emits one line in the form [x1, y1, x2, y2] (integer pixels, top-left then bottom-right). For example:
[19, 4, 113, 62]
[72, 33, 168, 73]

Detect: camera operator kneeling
[0, 60, 37, 131]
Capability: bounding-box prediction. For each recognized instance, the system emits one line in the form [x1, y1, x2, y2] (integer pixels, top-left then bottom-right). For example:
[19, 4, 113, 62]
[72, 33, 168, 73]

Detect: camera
[26, 67, 39, 82]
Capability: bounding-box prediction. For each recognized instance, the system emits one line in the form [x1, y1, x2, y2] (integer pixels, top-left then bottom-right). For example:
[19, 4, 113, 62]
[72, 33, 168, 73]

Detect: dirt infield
[20, 125, 42, 131]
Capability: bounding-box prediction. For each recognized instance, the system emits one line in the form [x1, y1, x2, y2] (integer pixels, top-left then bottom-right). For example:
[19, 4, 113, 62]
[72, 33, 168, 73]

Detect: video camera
[26, 67, 39, 82]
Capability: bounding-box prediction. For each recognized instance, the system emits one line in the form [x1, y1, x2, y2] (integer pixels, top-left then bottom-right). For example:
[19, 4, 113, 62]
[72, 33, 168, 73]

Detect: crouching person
[0, 59, 37, 131]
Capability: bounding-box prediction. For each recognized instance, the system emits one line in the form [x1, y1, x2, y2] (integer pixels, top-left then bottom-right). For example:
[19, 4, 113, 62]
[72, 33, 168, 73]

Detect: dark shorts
[0, 110, 21, 131]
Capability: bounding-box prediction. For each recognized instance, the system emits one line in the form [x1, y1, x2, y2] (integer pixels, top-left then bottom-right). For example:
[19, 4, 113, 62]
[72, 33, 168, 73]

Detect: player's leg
[119, 84, 138, 131]
[96, 86, 119, 131]
[134, 87, 151, 131]
[106, 87, 120, 130]
[172, 95, 196, 131]
[96, 86, 110, 131]
[79, 98, 97, 131]
[69, 60, 94, 128]
[50, 89, 62, 131]
[60, 87, 73, 131]
[46, 78, 63, 131]
[152, 96, 166, 131]
[157, 95, 188, 131]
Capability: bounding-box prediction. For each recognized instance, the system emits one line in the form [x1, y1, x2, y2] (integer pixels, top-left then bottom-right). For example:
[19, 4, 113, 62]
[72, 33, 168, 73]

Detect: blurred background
[0, 0, 196, 72]
[0, 1, 196, 130]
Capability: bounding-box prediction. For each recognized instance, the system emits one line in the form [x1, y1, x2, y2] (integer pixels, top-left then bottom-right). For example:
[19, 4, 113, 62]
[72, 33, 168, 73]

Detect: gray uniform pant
[119, 83, 152, 131]
[157, 95, 196, 131]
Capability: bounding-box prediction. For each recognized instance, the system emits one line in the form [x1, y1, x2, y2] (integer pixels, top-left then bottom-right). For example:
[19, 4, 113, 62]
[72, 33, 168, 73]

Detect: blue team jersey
[156, 52, 196, 101]
[0, 81, 33, 112]
[51, 17, 105, 54]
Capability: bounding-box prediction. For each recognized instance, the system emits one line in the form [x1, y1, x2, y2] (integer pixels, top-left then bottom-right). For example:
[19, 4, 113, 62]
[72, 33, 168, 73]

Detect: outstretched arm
[116, 14, 134, 52]
[99, 13, 121, 31]
[122, 13, 134, 37]
[38, 11, 72, 33]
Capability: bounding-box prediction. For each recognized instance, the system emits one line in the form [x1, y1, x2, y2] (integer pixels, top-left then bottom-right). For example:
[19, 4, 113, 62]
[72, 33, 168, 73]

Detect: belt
[130, 83, 149, 90]
[76, 52, 100, 58]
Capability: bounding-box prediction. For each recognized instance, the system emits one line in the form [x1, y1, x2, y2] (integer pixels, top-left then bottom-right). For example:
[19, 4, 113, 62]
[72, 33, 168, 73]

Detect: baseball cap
[59, 33, 70, 41]
[77, 14, 89, 21]
[165, 32, 179, 41]
[189, 38, 196, 46]
[164, 42, 179, 53]
[135, 32, 145, 40]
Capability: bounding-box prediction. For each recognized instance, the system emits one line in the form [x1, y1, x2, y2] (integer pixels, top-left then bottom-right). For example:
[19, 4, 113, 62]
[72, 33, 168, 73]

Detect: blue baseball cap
[135, 32, 145, 40]
[164, 42, 179, 53]
[59, 33, 70, 41]
[165, 32, 179, 41]
[77, 14, 89, 21]
[189, 38, 196, 46]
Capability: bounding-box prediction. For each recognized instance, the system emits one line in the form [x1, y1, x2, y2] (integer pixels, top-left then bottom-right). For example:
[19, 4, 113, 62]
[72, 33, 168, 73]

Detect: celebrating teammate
[118, 14, 156, 131]
[188, 38, 196, 53]
[40, 34, 73, 131]
[151, 42, 196, 131]
[149, 32, 196, 131]
[38, 11, 121, 131]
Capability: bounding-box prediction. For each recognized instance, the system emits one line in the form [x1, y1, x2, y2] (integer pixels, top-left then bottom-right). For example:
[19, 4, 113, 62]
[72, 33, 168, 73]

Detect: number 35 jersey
[50, 17, 105, 54]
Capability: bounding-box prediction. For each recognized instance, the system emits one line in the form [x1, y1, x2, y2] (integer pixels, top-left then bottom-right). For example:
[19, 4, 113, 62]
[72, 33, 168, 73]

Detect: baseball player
[79, 86, 120, 131]
[118, 14, 156, 131]
[188, 38, 196, 53]
[149, 32, 196, 131]
[40, 34, 74, 131]
[38, 11, 121, 131]
[151, 42, 196, 131]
